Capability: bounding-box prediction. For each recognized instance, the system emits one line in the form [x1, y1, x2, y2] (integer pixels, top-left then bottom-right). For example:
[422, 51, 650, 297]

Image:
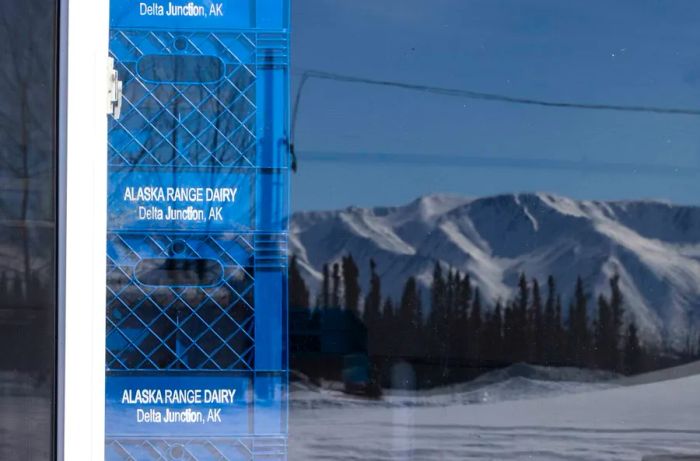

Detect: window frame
[61, 0, 109, 459]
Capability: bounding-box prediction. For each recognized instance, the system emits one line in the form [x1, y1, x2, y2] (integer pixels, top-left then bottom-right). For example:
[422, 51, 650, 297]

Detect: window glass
[0, 0, 58, 458]
[289, 2, 700, 459]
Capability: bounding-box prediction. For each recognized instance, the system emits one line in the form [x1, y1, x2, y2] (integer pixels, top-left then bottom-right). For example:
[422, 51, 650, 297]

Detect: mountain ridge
[290, 193, 700, 347]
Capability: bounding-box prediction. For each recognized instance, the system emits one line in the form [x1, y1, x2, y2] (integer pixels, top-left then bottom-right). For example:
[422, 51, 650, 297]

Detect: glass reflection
[288, 1, 700, 460]
[0, 0, 57, 458]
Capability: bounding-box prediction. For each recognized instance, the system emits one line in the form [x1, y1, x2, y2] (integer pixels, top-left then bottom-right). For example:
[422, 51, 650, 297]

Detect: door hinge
[107, 57, 123, 119]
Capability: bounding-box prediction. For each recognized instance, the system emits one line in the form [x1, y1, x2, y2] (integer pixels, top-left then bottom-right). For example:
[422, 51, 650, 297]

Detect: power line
[297, 69, 700, 116]
[297, 149, 699, 177]
[290, 69, 700, 171]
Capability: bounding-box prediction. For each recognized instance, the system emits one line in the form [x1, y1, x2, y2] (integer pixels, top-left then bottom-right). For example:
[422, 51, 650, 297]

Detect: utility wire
[296, 149, 698, 177]
[290, 69, 700, 171]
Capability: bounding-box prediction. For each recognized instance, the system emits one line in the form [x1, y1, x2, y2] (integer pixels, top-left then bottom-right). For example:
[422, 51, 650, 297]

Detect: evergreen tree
[568, 277, 591, 368]
[428, 261, 448, 368]
[446, 269, 456, 320]
[342, 254, 361, 316]
[459, 273, 473, 313]
[289, 255, 310, 308]
[321, 264, 330, 309]
[331, 263, 341, 309]
[381, 297, 396, 357]
[609, 274, 625, 372]
[364, 259, 381, 323]
[398, 277, 423, 358]
[364, 260, 382, 355]
[513, 274, 529, 362]
[469, 287, 483, 360]
[543, 276, 557, 365]
[682, 325, 697, 360]
[482, 300, 503, 362]
[593, 275, 625, 372]
[531, 278, 544, 364]
[452, 272, 472, 363]
[553, 295, 565, 364]
[443, 269, 457, 374]
[503, 302, 516, 362]
[623, 322, 644, 375]
[594, 294, 615, 370]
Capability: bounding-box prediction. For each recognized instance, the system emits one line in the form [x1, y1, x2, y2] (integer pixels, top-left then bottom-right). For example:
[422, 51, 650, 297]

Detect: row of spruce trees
[290, 254, 655, 377]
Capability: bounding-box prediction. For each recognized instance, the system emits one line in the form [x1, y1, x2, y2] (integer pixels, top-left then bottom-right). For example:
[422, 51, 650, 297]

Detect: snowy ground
[289, 366, 700, 460]
[2, 368, 698, 460]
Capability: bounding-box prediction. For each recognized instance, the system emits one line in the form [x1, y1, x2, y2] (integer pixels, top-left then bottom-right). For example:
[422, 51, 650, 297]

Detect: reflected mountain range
[291, 193, 700, 348]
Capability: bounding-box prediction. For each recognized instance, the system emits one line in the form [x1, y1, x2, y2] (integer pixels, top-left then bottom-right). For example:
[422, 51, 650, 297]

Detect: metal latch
[107, 57, 123, 119]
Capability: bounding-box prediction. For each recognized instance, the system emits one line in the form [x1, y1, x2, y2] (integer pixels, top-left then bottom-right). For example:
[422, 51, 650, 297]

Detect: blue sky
[290, 0, 700, 211]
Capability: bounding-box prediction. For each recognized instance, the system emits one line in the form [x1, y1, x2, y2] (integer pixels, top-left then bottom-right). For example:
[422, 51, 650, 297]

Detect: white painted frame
[62, 0, 109, 458]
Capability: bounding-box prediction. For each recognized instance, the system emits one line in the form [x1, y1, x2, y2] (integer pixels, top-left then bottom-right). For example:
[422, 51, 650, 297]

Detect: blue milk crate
[105, 1, 289, 459]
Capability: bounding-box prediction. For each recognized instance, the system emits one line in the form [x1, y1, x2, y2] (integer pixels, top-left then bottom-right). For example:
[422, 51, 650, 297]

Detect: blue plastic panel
[106, 0, 289, 459]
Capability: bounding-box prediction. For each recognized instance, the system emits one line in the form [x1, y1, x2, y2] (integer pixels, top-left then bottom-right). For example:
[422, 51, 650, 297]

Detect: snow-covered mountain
[290, 193, 700, 347]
